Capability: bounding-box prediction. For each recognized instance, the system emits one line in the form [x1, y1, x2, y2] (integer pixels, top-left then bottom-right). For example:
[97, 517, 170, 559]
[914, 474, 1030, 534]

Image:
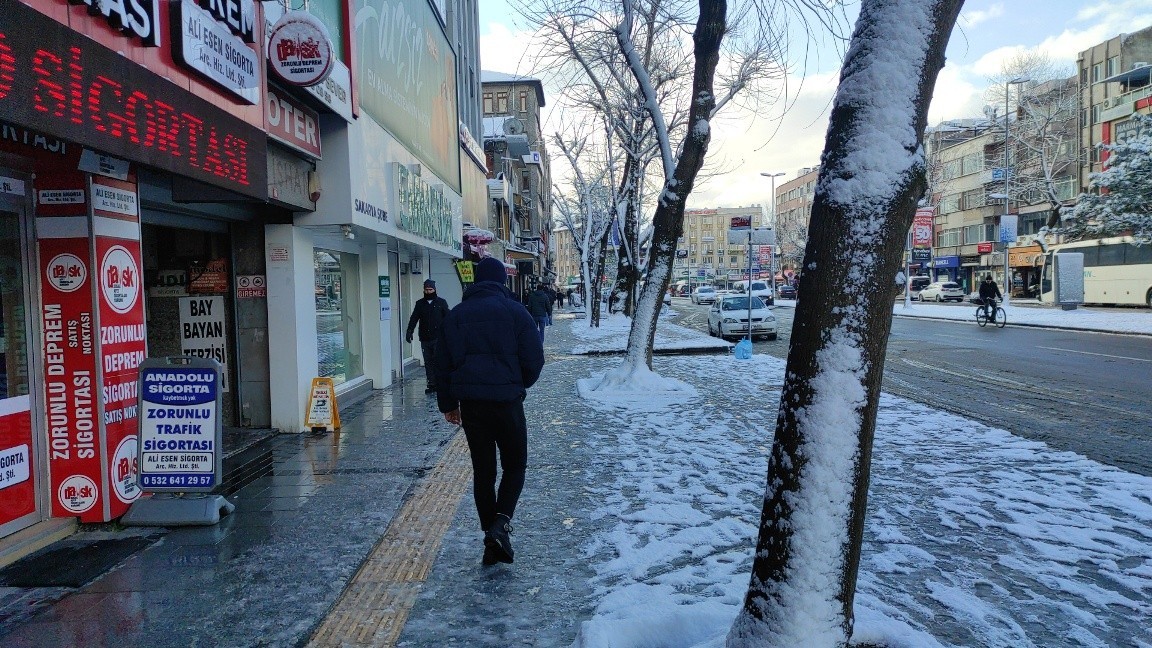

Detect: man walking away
[978, 274, 1002, 323]
[406, 279, 451, 394]
[526, 283, 553, 343]
[434, 257, 545, 565]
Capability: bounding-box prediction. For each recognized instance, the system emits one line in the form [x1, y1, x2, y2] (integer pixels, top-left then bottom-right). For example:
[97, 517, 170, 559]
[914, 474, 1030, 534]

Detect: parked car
[918, 281, 965, 302]
[707, 295, 778, 341]
[691, 285, 718, 304]
[908, 275, 932, 300]
[776, 283, 797, 300]
[733, 280, 775, 306]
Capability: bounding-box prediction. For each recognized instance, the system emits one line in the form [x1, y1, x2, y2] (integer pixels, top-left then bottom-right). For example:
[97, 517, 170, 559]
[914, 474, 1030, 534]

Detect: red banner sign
[912, 208, 935, 248]
[0, 398, 35, 526]
[977, 242, 993, 254]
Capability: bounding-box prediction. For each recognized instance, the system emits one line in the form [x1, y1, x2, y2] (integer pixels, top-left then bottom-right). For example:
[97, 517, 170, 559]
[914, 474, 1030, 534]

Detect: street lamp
[761, 172, 785, 298]
[1001, 77, 1030, 306]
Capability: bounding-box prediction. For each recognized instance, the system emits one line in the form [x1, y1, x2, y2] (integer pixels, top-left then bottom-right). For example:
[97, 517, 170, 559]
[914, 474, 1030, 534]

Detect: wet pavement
[0, 311, 623, 647]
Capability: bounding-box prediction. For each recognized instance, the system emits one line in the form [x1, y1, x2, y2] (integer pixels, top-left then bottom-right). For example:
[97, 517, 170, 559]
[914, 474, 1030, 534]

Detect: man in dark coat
[434, 257, 544, 565]
[406, 279, 451, 394]
[978, 274, 1003, 323]
[526, 283, 553, 343]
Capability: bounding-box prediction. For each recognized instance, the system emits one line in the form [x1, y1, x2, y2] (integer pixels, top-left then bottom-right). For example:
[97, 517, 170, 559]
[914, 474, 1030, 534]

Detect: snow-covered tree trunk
[729, 1, 964, 646]
[620, 0, 725, 371]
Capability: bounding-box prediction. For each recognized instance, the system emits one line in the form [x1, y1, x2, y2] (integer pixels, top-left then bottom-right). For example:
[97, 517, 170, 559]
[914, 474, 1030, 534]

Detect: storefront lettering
[68, 0, 162, 47]
[396, 164, 459, 250]
[354, 198, 388, 222]
[198, 0, 257, 43]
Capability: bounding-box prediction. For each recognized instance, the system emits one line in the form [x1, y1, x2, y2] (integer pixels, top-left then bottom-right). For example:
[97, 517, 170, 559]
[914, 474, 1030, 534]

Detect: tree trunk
[729, 1, 964, 646]
[623, 0, 726, 370]
[614, 157, 643, 317]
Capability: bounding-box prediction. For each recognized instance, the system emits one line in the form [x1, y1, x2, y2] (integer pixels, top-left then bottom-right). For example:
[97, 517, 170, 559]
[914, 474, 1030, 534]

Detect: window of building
[963, 224, 985, 245]
[1091, 104, 1101, 124]
[1106, 56, 1119, 78]
[496, 92, 509, 113]
[314, 249, 364, 386]
[960, 189, 985, 210]
[942, 159, 962, 180]
[937, 228, 961, 248]
[941, 193, 961, 214]
[961, 152, 983, 175]
[1081, 67, 1088, 84]
[1092, 63, 1101, 83]
[482, 93, 493, 114]
[519, 90, 528, 112]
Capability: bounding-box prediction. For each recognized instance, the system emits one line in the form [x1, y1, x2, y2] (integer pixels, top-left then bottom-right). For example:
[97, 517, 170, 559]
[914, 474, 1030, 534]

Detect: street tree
[727, 1, 965, 647]
[551, 124, 619, 325]
[1063, 111, 1152, 242]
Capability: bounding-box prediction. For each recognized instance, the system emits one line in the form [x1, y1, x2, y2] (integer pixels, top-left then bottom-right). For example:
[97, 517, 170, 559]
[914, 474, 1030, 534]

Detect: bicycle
[975, 300, 1006, 328]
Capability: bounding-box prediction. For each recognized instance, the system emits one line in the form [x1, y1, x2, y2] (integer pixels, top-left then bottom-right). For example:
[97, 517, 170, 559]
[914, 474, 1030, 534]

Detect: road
[670, 297, 1152, 477]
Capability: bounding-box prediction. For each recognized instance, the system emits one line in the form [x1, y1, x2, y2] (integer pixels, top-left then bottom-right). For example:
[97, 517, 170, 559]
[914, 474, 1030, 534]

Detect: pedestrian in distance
[978, 274, 1002, 323]
[526, 282, 553, 343]
[405, 279, 451, 394]
[434, 257, 545, 565]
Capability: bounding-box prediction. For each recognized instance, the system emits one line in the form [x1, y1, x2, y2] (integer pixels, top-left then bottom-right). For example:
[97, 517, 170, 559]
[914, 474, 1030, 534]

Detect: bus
[1038, 236, 1152, 308]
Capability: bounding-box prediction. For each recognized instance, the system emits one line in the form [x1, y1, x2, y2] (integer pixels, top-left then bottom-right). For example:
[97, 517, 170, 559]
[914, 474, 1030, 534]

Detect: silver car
[707, 295, 778, 341]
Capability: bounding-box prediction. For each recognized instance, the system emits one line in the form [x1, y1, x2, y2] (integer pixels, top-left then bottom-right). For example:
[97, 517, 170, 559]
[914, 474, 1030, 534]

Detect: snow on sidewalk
[566, 327, 1152, 648]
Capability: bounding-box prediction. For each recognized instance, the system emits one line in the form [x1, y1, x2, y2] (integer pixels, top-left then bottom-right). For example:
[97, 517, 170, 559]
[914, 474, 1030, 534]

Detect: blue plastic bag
[733, 339, 753, 360]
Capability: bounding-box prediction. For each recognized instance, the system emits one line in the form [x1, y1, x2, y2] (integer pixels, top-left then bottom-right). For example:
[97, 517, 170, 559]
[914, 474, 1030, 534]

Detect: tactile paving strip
[305, 430, 472, 647]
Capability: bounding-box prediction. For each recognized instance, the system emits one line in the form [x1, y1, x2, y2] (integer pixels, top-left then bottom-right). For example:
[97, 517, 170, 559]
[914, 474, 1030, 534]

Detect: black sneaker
[484, 514, 514, 564]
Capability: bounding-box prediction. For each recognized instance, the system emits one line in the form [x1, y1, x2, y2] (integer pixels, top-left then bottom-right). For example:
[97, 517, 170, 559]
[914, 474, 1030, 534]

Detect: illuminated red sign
[977, 242, 993, 254]
[0, 2, 267, 199]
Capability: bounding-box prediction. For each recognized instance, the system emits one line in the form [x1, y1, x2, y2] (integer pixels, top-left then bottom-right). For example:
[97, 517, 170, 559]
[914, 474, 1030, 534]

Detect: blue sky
[477, 0, 1152, 208]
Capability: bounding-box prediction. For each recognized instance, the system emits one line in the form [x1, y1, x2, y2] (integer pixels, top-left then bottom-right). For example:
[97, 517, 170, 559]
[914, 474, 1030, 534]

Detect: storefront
[1009, 245, 1044, 297]
[0, 1, 271, 549]
[931, 256, 960, 283]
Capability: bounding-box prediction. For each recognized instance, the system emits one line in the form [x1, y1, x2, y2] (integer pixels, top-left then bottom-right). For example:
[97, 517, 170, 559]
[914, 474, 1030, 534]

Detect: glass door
[0, 192, 42, 536]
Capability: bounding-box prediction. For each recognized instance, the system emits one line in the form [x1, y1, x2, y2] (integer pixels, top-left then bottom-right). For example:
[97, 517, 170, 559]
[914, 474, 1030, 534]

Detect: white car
[918, 281, 965, 302]
[691, 286, 718, 304]
[733, 280, 775, 306]
[707, 295, 778, 341]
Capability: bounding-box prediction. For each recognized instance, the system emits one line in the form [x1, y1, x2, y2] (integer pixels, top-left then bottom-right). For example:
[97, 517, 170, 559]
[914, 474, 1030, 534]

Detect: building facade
[774, 167, 820, 276]
[676, 206, 769, 289]
[0, 0, 484, 562]
[480, 71, 552, 299]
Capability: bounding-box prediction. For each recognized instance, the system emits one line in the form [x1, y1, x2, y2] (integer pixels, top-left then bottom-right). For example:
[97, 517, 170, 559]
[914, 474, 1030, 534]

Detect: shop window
[0, 212, 29, 399]
[315, 249, 364, 385]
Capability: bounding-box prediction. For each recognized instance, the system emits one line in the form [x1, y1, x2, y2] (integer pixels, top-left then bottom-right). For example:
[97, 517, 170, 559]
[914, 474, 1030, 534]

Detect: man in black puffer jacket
[434, 257, 544, 566]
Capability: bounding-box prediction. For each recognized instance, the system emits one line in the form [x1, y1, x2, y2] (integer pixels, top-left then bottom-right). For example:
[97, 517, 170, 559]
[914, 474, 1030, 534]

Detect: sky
[477, 0, 1152, 209]
[563, 308, 1152, 647]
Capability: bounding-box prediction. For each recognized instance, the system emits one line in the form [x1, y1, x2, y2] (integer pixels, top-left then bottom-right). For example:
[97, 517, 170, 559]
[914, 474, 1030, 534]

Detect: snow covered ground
[564, 311, 1152, 648]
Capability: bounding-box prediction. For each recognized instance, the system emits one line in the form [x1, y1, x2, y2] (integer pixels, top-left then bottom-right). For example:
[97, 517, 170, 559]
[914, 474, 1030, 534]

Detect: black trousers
[420, 340, 438, 388]
[460, 399, 528, 530]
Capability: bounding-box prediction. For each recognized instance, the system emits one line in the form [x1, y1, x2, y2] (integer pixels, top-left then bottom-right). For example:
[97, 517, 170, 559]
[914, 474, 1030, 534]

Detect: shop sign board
[977, 242, 993, 254]
[136, 359, 223, 492]
[0, 3, 268, 199]
[189, 258, 230, 294]
[174, 0, 260, 104]
[266, 87, 323, 158]
[236, 275, 267, 298]
[0, 397, 35, 527]
[179, 296, 230, 392]
[267, 10, 335, 88]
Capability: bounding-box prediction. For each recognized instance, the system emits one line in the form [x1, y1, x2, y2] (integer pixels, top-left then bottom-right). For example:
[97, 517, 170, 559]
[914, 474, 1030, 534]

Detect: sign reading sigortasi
[137, 363, 221, 491]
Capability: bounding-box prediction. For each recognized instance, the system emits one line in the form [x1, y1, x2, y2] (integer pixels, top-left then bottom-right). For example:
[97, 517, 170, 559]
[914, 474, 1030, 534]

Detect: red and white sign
[977, 242, 994, 254]
[100, 245, 141, 314]
[236, 274, 267, 298]
[0, 397, 35, 527]
[266, 86, 322, 158]
[40, 234, 102, 520]
[267, 11, 334, 88]
[912, 207, 935, 248]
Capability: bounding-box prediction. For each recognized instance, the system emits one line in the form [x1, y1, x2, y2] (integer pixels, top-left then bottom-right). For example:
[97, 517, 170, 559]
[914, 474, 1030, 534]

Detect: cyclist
[978, 274, 1002, 323]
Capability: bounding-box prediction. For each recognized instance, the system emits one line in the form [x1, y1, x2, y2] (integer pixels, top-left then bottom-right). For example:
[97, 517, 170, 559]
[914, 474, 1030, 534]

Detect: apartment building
[676, 206, 769, 287]
[775, 167, 820, 274]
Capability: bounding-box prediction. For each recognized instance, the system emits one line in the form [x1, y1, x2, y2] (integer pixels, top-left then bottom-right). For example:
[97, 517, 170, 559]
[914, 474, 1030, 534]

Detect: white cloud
[958, 3, 1005, 29]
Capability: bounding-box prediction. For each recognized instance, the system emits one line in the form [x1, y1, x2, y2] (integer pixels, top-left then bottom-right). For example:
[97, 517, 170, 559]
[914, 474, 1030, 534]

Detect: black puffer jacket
[434, 281, 545, 411]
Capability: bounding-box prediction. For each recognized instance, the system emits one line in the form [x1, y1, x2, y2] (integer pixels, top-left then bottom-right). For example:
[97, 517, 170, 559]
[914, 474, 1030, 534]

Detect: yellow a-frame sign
[304, 377, 341, 432]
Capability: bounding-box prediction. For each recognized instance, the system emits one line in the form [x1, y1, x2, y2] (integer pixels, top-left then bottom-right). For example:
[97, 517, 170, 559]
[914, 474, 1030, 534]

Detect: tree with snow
[1063, 111, 1152, 242]
[728, 1, 964, 646]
